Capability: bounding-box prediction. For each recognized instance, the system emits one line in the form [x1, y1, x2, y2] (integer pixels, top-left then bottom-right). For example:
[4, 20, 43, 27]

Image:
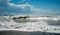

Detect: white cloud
[0, 0, 59, 15]
[7, 1, 49, 15]
[7, 0, 43, 13]
[8, 2, 34, 9]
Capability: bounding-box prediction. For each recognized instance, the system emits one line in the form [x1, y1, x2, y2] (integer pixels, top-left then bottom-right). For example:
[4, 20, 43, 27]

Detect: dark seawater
[0, 31, 60, 35]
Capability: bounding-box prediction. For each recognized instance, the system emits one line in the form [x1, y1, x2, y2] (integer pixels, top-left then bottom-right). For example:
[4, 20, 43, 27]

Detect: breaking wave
[0, 15, 60, 33]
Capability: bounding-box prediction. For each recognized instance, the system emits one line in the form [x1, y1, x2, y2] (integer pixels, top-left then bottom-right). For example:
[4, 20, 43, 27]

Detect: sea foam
[0, 15, 60, 33]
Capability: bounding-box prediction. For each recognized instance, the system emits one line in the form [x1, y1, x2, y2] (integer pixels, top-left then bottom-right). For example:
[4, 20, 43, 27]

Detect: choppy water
[0, 15, 60, 33]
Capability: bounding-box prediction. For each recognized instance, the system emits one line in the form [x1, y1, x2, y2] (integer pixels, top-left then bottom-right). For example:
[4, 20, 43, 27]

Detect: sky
[0, 0, 60, 16]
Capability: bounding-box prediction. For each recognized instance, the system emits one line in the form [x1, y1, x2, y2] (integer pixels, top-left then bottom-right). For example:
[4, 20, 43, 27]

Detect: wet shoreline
[0, 30, 60, 35]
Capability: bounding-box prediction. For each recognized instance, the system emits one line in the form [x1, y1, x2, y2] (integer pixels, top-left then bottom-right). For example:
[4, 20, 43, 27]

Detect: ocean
[0, 14, 60, 35]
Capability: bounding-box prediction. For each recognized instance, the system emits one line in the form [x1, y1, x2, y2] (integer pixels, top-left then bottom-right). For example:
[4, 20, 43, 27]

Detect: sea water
[0, 15, 60, 35]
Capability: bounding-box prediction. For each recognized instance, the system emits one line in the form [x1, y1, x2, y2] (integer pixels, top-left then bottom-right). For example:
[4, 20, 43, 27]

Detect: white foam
[0, 16, 60, 33]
